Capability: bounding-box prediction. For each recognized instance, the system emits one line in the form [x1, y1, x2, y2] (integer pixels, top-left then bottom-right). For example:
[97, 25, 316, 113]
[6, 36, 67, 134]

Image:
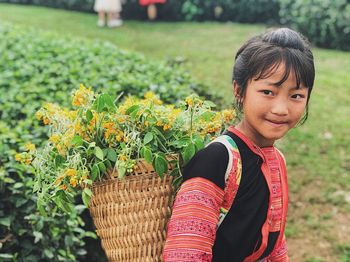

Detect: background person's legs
[97, 11, 106, 26]
[107, 12, 123, 27]
[147, 4, 157, 20]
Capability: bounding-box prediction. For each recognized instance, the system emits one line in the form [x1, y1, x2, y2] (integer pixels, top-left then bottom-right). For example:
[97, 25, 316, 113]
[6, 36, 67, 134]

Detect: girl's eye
[291, 94, 306, 99]
[261, 90, 273, 96]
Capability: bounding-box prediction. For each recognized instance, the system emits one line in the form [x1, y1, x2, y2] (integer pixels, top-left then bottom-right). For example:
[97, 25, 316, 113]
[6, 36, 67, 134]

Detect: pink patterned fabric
[163, 177, 224, 261]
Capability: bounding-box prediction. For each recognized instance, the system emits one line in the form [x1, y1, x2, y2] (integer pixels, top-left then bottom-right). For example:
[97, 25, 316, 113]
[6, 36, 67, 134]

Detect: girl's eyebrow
[264, 81, 307, 90]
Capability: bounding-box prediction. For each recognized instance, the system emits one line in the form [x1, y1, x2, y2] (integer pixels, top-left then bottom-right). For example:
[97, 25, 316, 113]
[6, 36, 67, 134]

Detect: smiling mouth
[266, 119, 288, 126]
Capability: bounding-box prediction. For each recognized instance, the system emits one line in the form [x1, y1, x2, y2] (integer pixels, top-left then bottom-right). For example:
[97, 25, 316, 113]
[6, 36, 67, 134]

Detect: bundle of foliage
[279, 0, 350, 51]
[18, 86, 235, 213]
[0, 23, 211, 260]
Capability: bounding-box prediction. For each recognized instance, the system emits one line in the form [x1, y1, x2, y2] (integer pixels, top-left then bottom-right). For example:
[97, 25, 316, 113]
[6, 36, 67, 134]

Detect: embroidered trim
[163, 177, 224, 261]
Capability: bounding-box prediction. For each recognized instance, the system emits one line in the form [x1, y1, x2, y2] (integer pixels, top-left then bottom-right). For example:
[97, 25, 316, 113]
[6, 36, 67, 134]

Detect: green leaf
[144, 132, 153, 144]
[91, 164, 100, 180]
[199, 111, 215, 121]
[102, 94, 115, 109]
[37, 198, 47, 216]
[13, 182, 23, 189]
[0, 217, 11, 227]
[54, 195, 72, 213]
[142, 146, 153, 163]
[82, 188, 92, 206]
[105, 159, 112, 169]
[0, 254, 13, 259]
[102, 148, 108, 157]
[86, 110, 93, 122]
[151, 126, 167, 141]
[203, 100, 217, 108]
[94, 146, 104, 160]
[71, 135, 83, 147]
[33, 231, 43, 243]
[117, 166, 126, 179]
[107, 148, 117, 162]
[96, 95, 105, 113]
[154, 154, 168, 178]
[44, 249, 54, 259]
[84, 231, 97, 239]
[98, 162, 106, 175]
[193, 135, 204, 151]
[183, 142, 196, 163]
[126, 104, 140, 115]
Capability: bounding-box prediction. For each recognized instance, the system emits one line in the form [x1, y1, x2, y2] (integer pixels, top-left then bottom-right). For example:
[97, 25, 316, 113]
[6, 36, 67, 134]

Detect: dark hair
[232, 27, 315, 124]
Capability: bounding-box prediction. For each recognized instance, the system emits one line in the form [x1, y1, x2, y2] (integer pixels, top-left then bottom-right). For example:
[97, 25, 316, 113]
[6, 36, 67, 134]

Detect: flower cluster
[15, 142, 36, 165]
[23, 84, 236, 213]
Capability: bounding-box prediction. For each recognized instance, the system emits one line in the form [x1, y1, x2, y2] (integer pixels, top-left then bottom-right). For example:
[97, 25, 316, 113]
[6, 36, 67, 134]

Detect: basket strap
[207, 135, 242, 229]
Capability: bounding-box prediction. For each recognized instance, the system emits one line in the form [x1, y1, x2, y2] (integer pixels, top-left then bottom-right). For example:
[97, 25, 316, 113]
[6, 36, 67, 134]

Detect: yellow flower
[119, 154, 127, 161]
[43, 117, 50, 125]
[185, 96, 194, 106]
[221, 109, 236, 122]
[24, 142, 36, 152]
[55, 175, 65, 185]
[49, 134, 61, 144]
[116, 132, 124, 142]
[69, 177, 78, 188]
[35, 110, 43, 121]
[65, 168, 77, 177]
[144, 91, 162, 105]
[163, 124, 171, 131]
[79, 174, 88, 185]
[69, 110, 78, 120]
[72, 84, 94, 107]
[15, 152, 32, 165]
[56, 144, 66, 156]
[59, 184, 68, 190]
[15, 153, 22, 162]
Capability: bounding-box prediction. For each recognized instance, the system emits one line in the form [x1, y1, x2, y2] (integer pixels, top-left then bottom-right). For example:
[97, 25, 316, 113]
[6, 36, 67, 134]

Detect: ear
[233, 80, 240, 99]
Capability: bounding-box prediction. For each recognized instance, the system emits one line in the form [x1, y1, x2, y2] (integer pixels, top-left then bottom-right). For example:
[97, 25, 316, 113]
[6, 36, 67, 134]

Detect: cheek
[291, 104, 307, 121]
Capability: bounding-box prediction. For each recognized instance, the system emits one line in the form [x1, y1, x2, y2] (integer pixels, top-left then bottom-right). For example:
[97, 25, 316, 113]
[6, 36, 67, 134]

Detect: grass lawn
[1, 3, 350, 261]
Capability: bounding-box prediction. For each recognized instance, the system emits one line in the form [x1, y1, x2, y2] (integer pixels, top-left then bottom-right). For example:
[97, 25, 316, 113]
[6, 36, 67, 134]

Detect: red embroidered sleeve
[163, 177, 224, 262]
[266, 234, 289, 262]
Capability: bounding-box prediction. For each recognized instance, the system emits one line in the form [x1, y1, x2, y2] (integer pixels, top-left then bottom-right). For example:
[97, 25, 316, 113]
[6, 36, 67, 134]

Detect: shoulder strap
[207, 135, 242, 229]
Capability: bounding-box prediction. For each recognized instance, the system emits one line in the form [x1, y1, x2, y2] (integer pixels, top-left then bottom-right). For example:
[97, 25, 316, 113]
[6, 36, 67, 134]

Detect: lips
[266, 119, 288, 127]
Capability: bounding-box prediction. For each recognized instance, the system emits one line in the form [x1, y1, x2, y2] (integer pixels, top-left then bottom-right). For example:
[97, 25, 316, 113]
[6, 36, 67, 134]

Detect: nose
[271, 97, 288, 116]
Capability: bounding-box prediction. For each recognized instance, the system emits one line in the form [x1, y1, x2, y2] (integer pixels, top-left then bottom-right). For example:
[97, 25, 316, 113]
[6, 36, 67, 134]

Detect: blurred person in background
[94, 0, 123, 27]
[139, 0, 166, 20]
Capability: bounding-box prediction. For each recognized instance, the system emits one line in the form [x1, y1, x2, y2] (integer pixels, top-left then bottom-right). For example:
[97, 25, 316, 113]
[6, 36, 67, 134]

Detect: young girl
[139, 0, 166, 20]
[94, 0, 123, 27]
[163, 28, 315, 261]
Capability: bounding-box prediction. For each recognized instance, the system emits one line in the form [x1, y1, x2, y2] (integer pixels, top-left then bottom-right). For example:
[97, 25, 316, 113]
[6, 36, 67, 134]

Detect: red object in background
[139, 0, 166, 6]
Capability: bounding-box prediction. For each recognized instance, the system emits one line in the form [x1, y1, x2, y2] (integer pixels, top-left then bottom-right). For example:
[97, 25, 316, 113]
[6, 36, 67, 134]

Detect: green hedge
[0, 0, 281, 23]
[1, 0, 349, 50]
[0, 23, 210, 260]
[279, 0, 350, 51]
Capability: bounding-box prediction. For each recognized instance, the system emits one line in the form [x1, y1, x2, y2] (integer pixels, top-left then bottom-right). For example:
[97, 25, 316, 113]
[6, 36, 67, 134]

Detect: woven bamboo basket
[88, 157, 176, 262]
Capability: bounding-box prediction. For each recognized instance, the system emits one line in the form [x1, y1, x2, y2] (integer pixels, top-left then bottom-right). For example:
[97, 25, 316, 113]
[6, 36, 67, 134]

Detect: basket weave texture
[89, 158, 176, 262]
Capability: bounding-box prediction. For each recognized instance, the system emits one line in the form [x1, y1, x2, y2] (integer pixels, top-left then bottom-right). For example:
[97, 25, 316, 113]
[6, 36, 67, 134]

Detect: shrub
[0, 0, 281, 24]
[0, 23, 210, 260]
[279, 0, 350, 51]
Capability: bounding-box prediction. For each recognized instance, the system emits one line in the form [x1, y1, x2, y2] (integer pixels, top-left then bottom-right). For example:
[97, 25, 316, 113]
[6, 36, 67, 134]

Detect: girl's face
[235, 63, 308, 147]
